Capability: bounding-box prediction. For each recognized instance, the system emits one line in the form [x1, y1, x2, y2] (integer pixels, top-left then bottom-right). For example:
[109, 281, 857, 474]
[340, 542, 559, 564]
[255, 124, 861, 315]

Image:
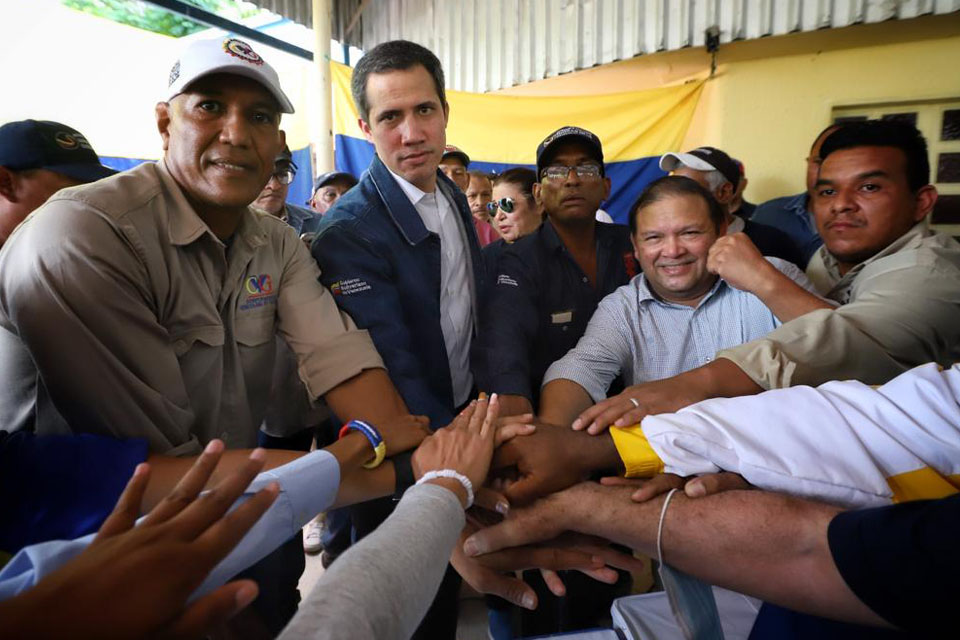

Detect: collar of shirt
[158, 160, 267, 250]
[815, 220, 932, 299]
[387, 165, 435, 207]
[635, 272, 726, 309]
[542, 216, 618, 254]
[728, 215, 745, 234]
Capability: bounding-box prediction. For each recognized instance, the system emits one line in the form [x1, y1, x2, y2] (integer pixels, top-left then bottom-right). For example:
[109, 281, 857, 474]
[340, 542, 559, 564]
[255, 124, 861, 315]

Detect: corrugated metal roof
[251, 0, 960, 92]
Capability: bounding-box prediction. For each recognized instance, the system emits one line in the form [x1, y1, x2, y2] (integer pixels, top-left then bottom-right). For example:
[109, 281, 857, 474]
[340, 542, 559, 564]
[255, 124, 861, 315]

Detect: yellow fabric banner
[331, 61, 704, 164]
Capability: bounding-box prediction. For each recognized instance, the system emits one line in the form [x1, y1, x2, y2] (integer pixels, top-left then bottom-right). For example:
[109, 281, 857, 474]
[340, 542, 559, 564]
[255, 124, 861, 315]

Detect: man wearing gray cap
[0, 120, 115, 247]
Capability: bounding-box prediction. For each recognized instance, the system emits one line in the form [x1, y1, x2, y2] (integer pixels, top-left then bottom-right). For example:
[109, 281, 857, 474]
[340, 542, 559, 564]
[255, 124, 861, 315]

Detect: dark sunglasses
[486, 197, 516, 214]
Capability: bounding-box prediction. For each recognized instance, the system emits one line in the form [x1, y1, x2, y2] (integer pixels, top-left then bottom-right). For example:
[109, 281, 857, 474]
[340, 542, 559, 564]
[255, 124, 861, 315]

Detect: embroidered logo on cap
[54, 132, 78, 150]
[223, 38, 264, 66]
[53, 131, 93, 151]
[168, 60, 181, 86]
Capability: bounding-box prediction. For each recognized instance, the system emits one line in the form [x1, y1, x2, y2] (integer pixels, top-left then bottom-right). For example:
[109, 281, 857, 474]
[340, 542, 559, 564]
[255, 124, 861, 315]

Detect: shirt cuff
[610, 424, 665, 478]
[248, 449, 340, 526]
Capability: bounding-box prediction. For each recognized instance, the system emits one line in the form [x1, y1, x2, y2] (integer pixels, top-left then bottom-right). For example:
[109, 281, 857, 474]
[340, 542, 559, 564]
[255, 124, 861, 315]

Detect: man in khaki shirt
[0, 37, 409, 455]
[483, 120, 960, 506]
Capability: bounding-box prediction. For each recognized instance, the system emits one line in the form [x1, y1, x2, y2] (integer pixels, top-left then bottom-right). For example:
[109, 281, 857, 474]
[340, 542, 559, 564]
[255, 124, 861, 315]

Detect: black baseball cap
[659, 146, 740, 190]
[536, 126, 604, 178]
[0, 120, 116, 183]
[275, 146, 298, 174]
[313, 171, 358, 194]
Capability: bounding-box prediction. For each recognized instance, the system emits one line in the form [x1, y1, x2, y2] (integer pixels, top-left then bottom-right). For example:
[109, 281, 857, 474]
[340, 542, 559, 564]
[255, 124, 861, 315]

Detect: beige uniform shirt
[0, 161, 383, 454]
[718, 222, 960, 389]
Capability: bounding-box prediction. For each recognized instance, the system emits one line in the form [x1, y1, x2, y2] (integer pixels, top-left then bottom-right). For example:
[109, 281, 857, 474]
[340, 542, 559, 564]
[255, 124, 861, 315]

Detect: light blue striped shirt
[543, 258, 816, 402]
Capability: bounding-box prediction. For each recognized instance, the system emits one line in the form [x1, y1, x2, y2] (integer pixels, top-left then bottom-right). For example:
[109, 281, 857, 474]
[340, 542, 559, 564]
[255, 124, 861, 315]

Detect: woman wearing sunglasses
[483, 168, 545, 274]
[488, 168, 544, 243]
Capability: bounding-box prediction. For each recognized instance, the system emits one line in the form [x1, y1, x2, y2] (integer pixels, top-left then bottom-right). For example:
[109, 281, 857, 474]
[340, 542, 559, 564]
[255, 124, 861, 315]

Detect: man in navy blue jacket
[310, 40, 485, 639]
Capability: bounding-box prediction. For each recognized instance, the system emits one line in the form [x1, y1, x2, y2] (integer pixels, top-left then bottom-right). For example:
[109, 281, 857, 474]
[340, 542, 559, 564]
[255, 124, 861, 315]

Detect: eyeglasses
[541, 164, 602, 182]
[272, 165, 295, 185]
[487, 197, 516, 214]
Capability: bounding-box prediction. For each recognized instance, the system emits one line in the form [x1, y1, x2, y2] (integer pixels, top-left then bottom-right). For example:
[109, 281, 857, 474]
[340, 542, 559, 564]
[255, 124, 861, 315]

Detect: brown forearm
[684, 357, 763, 402]
[496, 394, 534, 418]
[324, 367, 409, 425]
[755, 273, 834, 323]
[569, 485, 886, 628]
[143, 449, 305, 513]
[539, 379, 594, 427]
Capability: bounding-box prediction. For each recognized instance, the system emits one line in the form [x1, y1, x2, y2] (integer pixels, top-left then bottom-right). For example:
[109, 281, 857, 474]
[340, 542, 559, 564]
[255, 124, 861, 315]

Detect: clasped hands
[411, 394, 750, 610]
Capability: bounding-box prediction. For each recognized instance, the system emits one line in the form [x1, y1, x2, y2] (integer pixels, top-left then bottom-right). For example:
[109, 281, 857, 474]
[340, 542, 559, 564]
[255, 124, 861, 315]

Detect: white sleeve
[640, 363, 960, 508]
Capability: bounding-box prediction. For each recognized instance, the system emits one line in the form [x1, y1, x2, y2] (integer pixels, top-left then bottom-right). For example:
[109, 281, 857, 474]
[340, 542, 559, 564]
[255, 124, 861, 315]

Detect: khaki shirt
[0, 161, 383, 454]
[718, 222, 960, 389]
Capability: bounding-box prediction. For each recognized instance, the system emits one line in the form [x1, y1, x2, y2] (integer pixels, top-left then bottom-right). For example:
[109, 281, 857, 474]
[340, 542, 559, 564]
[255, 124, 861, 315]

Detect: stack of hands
[398, 393, 750, 610]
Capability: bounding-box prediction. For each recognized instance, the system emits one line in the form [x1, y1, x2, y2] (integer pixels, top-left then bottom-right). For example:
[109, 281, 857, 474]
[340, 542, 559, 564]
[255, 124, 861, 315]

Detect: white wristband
[416, 469, 475, 509]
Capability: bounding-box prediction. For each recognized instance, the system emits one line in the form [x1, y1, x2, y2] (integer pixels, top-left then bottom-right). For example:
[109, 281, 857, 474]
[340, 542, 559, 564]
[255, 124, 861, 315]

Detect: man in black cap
[474, 129, 637, 635]
[308, 171, 358, 216]
[477, 126, 638, 418]
[0, 120, 115, 246]
[661, 146, 803, 265]
[253, 145, 320, 236]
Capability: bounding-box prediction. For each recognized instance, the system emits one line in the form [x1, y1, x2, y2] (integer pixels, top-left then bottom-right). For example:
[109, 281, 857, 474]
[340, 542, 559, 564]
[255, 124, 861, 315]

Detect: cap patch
[54, 131, 93, 151]
[543, 126, 594, 147]
[223, 38, 264, 66]
[168, 60, 181, 86]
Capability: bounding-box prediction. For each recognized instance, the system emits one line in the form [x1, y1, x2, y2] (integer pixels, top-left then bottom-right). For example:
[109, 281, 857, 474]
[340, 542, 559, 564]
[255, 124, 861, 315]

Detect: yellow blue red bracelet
[338, 419, 386, 469]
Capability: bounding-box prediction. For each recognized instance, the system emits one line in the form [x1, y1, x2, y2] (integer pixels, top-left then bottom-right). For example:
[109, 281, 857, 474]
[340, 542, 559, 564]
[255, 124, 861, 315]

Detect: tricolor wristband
[338, 419, 386, 469]
[416, 469, 475, 509]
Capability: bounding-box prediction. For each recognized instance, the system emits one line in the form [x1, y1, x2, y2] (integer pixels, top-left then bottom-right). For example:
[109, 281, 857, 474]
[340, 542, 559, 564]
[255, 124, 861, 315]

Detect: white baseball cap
[166, 37, 295, 114]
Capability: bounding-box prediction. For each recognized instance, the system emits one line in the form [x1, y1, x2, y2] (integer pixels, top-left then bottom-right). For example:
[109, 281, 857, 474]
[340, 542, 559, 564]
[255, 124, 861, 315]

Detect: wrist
[581, 430, 622, 474]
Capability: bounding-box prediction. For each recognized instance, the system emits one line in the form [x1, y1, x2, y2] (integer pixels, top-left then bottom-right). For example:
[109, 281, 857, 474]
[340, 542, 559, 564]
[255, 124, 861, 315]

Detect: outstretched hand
[2, 440, 277, 640]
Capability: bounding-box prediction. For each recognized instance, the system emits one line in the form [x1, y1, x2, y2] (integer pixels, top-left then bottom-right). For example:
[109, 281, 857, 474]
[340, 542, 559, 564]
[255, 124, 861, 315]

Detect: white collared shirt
[388, 169, 475, 406]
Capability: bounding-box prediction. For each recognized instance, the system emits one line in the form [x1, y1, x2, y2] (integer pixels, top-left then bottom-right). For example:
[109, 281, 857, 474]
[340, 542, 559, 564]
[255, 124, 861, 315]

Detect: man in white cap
[0, 37, 415, 630]
[660, 146, 803, 265]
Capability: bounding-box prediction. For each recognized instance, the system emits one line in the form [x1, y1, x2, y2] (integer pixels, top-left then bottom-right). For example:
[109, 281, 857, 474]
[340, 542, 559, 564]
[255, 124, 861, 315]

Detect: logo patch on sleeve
[330, 278, 372, 296]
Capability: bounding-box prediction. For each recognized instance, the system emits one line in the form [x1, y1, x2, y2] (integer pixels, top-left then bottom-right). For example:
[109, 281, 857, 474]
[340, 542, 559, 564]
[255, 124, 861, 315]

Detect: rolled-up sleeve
[275, 230, 385, 399]
[718, 252, 960, 389]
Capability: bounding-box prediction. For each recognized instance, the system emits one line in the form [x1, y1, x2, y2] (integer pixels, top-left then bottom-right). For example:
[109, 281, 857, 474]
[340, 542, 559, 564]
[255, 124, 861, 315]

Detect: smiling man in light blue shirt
[540, 176, 822, 427]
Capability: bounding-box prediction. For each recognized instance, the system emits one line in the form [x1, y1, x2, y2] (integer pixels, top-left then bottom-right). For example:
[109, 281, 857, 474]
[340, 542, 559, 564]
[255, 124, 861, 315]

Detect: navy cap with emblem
[536, 126, 605, 178]
[0, 120, 116, 183]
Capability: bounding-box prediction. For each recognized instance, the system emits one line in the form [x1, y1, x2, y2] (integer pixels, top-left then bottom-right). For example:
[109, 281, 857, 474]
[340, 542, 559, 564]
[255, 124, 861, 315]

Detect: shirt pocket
[170, 325, 225, 357]
[234, 312, 276, 347]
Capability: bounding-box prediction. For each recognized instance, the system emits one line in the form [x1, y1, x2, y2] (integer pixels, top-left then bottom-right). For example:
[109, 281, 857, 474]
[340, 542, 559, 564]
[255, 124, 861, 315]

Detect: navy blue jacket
[312, 155, 485, 429]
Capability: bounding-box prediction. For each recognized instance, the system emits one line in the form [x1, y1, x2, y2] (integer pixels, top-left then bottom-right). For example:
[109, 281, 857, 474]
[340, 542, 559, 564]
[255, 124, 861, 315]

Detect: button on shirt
[0, 161, 384, 454]
[476, 219, 639, 405]
[543, 258, 816, 402]
[388, 169, 475, 406]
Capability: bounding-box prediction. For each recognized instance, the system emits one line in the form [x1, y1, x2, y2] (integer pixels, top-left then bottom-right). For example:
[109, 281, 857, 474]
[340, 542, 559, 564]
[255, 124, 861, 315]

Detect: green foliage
[62, 0, 262, 38]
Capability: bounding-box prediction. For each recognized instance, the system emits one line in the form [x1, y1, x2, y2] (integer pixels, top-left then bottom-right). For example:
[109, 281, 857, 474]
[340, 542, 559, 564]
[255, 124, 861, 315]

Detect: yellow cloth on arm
[610, 425, 665, 478]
